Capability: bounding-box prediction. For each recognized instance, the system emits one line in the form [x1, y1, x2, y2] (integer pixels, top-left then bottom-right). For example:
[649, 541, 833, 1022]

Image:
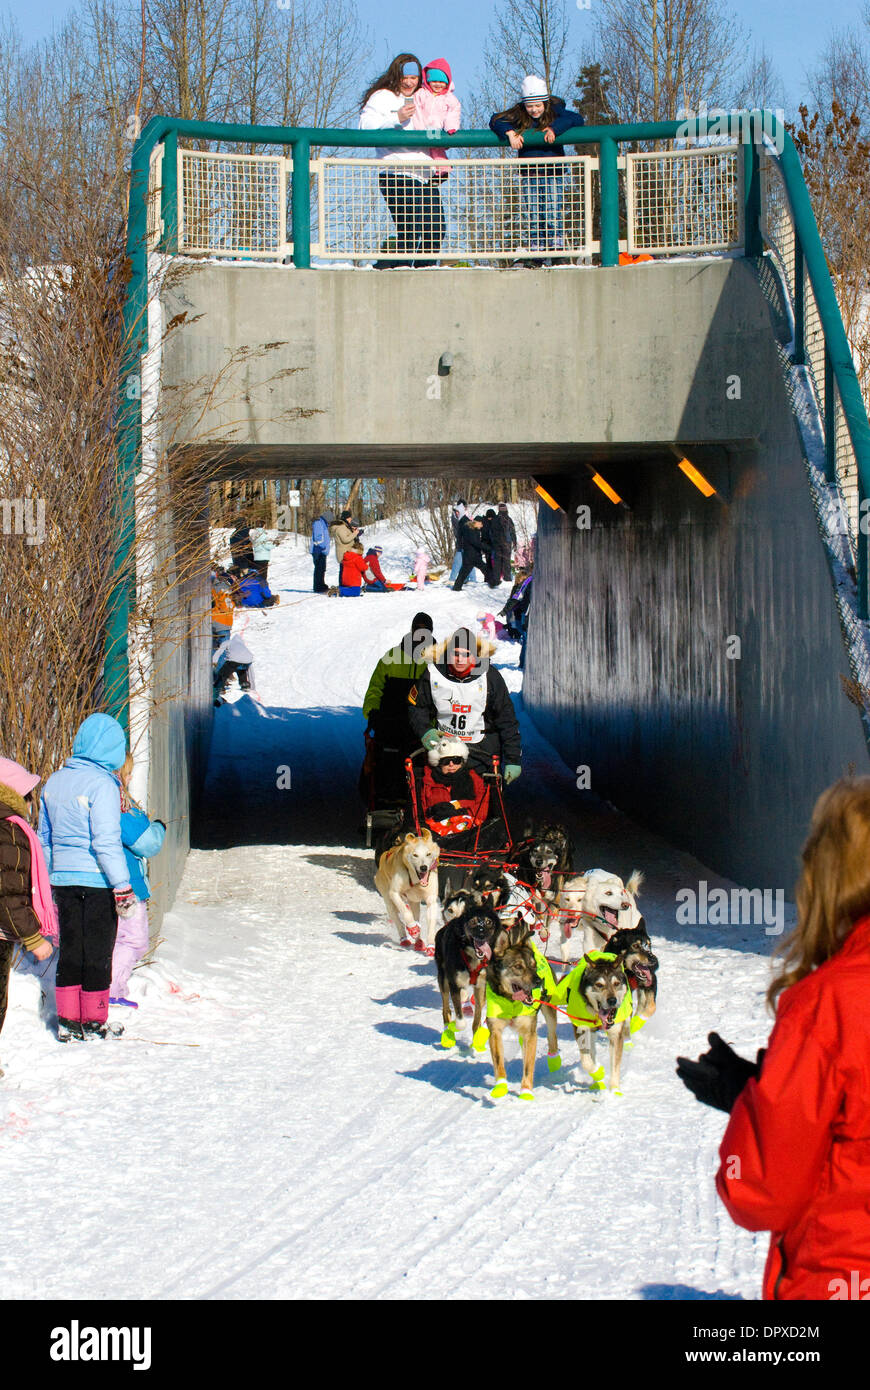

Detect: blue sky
[6, 0, 867, 114]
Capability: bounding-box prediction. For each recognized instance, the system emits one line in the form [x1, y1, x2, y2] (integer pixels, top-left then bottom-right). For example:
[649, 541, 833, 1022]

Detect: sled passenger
[677, 776, 870, 1300]
[409, 626, 522, 782]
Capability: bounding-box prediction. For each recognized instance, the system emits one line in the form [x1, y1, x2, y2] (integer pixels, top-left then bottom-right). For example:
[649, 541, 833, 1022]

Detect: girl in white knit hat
[489, 76, 584, 264]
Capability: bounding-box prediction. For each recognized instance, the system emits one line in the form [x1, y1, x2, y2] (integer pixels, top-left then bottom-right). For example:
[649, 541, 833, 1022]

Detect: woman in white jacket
[359, 53, 445, 268]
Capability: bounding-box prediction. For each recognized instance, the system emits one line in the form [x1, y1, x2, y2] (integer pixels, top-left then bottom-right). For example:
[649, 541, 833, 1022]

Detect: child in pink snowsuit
[110, 755, 165, 1008]
[414, 548, 430, 590]
[412, 60, 461, 177]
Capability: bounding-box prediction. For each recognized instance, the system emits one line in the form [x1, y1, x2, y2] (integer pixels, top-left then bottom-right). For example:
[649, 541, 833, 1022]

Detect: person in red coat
[677, 777, 870, 1301]
[339, 543, 370, 594]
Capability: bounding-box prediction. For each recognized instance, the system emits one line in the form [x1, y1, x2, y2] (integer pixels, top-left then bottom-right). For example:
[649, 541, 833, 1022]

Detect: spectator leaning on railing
[490, 76, 584, 266]
[359, 53, 446, 269]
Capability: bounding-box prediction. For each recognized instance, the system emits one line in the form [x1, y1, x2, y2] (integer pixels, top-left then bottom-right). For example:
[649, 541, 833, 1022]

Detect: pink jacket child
[414, 548, 430, 590]
[412, 59, 461, 171]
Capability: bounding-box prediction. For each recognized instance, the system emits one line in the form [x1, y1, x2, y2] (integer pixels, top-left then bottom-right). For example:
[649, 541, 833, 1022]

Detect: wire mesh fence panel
[760, 154, 796, 298]
[147, 143, 164, 252]
[803, 265, 827, 425]
[835, 383, 861, 540]
[627, 148, 742, 254]
[179, 150, 287, 257]
[316, 156, 595, 260]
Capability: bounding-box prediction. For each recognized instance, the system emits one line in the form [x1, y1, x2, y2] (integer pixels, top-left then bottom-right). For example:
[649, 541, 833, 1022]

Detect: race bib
[429, 668, 487, 743]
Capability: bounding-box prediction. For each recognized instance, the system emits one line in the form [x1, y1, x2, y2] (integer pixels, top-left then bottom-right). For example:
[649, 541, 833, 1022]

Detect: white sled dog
[556, 868, 644, 961]
[375, 829, 441, 954]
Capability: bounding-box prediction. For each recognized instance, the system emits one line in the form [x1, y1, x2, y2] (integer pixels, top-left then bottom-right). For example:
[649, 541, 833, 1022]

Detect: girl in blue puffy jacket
[38, 713, 135, 1041]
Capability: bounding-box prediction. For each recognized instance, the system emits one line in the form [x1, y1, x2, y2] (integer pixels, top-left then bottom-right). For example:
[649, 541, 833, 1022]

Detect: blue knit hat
[426, 68, 448, 84]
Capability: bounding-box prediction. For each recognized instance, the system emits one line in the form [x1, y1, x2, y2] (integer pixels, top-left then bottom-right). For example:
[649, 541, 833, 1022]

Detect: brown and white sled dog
[483, 924, 559, 1100]
[374, 829, 441, 953]
[569, 953, 631, 1094]
[556, 868, 644, 961]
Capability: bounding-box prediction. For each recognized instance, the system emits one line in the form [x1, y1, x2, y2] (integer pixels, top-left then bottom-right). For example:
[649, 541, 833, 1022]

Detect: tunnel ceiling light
[591, 472, 623, 505]
[677, 457, 716, 497]
[535, 484, 563, 512]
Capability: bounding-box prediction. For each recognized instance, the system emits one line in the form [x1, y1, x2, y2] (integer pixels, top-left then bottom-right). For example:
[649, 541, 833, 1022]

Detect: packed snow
[0, 512, 785, 1301]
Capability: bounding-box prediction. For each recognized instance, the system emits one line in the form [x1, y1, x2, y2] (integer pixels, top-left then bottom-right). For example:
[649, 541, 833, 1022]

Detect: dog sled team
[369, 620, 659, 1101]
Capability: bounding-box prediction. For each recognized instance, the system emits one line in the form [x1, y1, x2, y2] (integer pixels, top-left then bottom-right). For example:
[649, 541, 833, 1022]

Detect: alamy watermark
[1, 496, 45, 545]
[50, 1321, 151, 1370]
[676, 880, 785, 936]
[676, 102, 785, 156]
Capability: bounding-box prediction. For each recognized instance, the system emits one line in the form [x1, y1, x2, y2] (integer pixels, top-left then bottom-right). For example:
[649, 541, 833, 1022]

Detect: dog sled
[360, 725, 413, 848]
[403, 748, 516, 871]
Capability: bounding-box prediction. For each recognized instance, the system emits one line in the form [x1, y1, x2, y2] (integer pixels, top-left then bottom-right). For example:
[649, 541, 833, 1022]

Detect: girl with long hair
[677, 776, 870, 1299]
[359, 53, 446, 268]
[490, 75, 583, 264]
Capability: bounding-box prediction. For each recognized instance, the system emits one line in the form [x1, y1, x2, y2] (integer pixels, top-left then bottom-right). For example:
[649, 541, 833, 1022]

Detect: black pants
[215, 660, 252, 696]
[313, 552, 327, 591]
[453, 558, 487, 591]
[494, 545, 512, 581]
[378, 171, 445, 266]
[0, 938, 13, 1037]
[55, 886, 117, 997]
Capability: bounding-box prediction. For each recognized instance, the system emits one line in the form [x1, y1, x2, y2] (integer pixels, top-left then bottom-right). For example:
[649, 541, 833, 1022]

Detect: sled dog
[483, 923, 559, 1099]
[555, 867, 644, 960]
[434, 904, 503, 1047]
[375, 829, 440, 953]
[602, 921, 658, 1024]
[562, 952, 631, 1093]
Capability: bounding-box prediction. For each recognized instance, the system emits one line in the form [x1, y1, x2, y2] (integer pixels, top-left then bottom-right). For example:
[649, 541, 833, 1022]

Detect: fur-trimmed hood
[421, 631, 497, 665]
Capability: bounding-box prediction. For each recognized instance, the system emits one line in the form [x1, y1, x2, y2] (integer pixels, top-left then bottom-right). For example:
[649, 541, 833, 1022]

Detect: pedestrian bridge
[109, 114, 870, 919]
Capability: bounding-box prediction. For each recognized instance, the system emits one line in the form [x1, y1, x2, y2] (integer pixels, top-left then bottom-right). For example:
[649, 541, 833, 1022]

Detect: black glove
[676, 1032, 763, 1113]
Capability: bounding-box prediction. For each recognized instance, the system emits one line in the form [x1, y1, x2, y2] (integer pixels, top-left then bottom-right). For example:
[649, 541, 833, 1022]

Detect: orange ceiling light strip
[677, 457, 716, 497]
[591, 472, 622, 505]
[535, 484, 562, 511]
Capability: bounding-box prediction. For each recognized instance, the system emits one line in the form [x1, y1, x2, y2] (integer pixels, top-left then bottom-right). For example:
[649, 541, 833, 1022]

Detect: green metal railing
[104, 112, 870, 728]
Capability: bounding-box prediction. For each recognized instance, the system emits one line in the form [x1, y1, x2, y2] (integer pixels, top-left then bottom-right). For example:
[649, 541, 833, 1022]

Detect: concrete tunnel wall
[142, 480, 212, 928]
[160, 259, 772, 466]
[523, 357, 870, 892]
[154, 258, 869, 897]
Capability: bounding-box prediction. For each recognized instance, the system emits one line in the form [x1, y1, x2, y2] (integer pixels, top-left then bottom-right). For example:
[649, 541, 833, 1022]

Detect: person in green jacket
[363, 612, 434, 756]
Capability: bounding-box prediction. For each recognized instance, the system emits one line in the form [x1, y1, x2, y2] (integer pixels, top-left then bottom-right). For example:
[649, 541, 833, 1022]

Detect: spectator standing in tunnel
[409, 626, 522, 782]
[480, 509, 500, 586]
[211, 568, 237, 649]
[359, 55, 445, 269]
[331, 510, 361, 567]
[676, 776, 870, 1301]
[452, 516, 489, 592]
[0, 757, 57, 1073]
[249, 525, 274, 584]
[493, 502, 517, 581]
[448, 500, 468, 584]
[229, 516, 254, 572]
[310, 509, 332, 593]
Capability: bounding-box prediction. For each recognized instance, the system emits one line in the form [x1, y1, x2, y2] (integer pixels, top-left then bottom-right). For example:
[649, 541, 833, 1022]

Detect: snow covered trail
[1, 520, 777, 1300]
